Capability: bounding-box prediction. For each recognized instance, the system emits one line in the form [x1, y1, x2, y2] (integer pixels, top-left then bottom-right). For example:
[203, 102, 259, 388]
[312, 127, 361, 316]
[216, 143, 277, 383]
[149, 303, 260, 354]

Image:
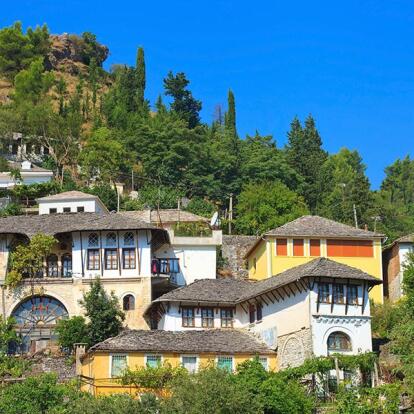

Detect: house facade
[0, 160, 53, 189]
[0, 193, 221, 353]
[383, 234, 414, 301]
[244, 216, 384, 303]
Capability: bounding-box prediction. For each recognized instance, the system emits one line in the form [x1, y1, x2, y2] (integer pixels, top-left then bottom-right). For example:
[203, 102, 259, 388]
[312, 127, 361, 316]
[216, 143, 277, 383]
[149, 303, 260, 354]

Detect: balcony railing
[151, 258, 180, 276]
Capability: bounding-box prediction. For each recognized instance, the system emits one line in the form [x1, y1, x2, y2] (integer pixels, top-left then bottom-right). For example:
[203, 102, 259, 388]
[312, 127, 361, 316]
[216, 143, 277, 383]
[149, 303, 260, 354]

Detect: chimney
[74, 343, 87, 375]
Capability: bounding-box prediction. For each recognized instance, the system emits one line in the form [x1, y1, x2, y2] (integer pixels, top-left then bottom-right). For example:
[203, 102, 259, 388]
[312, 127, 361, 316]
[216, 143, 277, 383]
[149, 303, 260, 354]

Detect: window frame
[49, 208, 57, 214]
[327, 332, 352, 353]
[182, 307, 195, 327]
[105, 248, 118, 270]
[318, 283, 330, 303]
[275, 238, 288, 256]
[180, 355, 199, 373]
[145, 354, 162, 368]
[123, 232, 135, 246]
[333, 284, 345, 304]
[88, 233, 99, 247]
[47, 254, 59, 277]
[220, 308, 233, 328]
[123, 294, 135, 311]
[63, 207, 71, 213]
[201, 307, 214, 328]
[110, 354, 128, 378]
[122, 248, 136, 269]
[77, 206, 85, 213]
[87, 249, 100, 270]
[347, 285, 359, 305]
[217, 356, 234, 372]
[106, 232, 117, 247]
[62, 253, 72, 277]
[258, 356, 268, 371]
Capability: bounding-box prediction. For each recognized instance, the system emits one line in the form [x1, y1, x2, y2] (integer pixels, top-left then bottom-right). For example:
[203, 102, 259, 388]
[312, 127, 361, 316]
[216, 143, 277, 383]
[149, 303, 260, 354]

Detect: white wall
[0, 172, 52, 189]
[71, 230, 152, 279]
[155, 245, 217, 285]
[39, 199, 105, 215]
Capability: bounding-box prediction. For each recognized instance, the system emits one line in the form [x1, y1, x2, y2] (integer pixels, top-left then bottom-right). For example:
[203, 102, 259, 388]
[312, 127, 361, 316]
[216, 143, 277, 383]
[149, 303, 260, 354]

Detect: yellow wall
[247, 238, 383, 303]
[81, 351, 277, 395]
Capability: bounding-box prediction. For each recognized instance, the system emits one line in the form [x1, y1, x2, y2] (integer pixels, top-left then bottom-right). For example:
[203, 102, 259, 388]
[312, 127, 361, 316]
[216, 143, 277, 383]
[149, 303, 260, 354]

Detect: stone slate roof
[38, 190, 98, 201]
[122, 209, 208, 224]
[395, 234, 414, 243]
[266, 215, 383, 239]
[0, 212, 163, 238]
[89, 329, 274, 354]
[153, 278, 252, 305]
[152, 258, 381, 307]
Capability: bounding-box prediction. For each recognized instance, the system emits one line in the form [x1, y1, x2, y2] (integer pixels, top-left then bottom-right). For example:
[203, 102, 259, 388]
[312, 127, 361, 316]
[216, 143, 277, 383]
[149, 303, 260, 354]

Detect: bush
[55, 316, 89, 351]
[185, 197, 215, 218]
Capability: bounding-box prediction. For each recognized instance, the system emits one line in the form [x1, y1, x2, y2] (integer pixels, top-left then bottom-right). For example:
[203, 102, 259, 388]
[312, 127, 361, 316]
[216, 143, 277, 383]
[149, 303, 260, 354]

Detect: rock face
[45, 33, 109, 75]
[220, 235, 257, 279]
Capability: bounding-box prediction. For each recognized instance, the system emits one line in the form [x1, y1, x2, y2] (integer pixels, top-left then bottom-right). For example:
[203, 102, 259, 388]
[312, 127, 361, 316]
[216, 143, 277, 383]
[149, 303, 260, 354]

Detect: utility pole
[353, 204, 358, 228]
[228, 193, 233, 235]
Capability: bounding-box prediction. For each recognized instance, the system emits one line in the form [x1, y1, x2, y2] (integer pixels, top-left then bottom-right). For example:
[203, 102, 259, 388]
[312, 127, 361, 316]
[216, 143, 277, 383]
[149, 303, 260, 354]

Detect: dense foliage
[0, 22, 412, 239]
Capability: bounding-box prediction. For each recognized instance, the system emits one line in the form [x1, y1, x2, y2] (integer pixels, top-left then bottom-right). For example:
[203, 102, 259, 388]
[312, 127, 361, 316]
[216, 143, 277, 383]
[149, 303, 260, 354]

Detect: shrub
[55, 316, 89, 352]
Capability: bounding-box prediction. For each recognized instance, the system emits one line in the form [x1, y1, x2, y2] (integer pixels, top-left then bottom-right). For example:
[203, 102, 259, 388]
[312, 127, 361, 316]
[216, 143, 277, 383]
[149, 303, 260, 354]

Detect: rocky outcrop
[220, 235, 257, 279]
[45, 34, 109, 75]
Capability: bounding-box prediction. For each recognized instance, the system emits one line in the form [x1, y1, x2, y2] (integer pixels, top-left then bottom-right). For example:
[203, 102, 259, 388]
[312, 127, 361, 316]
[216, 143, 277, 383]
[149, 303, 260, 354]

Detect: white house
[146, 258, 380, 369]
[37, 191, 109, 214]
[0, 160, 53, 189]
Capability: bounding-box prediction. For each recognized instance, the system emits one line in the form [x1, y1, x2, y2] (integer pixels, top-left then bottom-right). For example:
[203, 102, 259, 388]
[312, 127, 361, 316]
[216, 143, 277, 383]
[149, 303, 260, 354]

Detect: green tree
[6, 234, 57, 288]
[286, 116, 327, 211]
[80, 32, 108, 66]
[164, 71, 202, 128]
[135, 46, 146, 110]
[235, 181, 309, 235]
[224, 89, 237, 139]
[80, 278, 125, 346]
[55, 316, 89, 351]
[0, 317, 19, 354]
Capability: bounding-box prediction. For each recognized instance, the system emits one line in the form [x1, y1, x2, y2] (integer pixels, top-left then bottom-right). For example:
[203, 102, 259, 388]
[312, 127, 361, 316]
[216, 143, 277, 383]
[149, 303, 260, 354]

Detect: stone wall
[30, 354, 76, 381]
[277, 328, 313, 369]
[220, 235, 257, 279]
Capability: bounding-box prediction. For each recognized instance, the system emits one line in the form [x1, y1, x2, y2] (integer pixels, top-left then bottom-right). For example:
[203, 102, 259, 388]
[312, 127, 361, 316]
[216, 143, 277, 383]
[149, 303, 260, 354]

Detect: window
[182, 307, 195, 327]
[333, 284, 345, 304]
[217, 356, 233, 372]
[256, 304, 263, 321]
[111, 355, 127, 377]
[47, 254, 58, 277]
[318, 283, 330, 303]
[124, 232, 135, 246]
[220, 308, 233, 328]
[276, 239, 287, 256]
[87, 249, 100, 270]
[249, 305, 256, 324]
[122, 248, 136, 269]
[49, 208, 57, 214]
[106, 232, 117, 247]
[105, 249, 118, 270]
[181, 356, 198, 373]
[63, 207, 71, 213]
[293, 239, 304, 256]
[258, 357, 268, 371]
[77, 206, 84, 213]
[62, 254, 72, 277]
[88, 233, 99, 247]
[123, 294, 135, 311]
[327, 332, 352, 352]
[146, 355, 161, 368]
[201, 308, 214, 328]
[310, 239, 321, 256]
[347, 285, 358, 305]
[327, 240, 373, 257]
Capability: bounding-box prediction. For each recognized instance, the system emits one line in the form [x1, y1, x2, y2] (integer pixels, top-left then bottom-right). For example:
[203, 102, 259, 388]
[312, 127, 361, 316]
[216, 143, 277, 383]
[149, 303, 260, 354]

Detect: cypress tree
[225, 89, 237, 138]
[135, 46, 146, 109]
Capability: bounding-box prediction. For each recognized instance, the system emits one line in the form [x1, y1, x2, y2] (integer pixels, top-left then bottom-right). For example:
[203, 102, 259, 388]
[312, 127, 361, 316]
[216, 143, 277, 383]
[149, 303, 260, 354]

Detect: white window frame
[258, 356, 268, 371]
[109, 354, 128, 378]
[180, 355, 199, 373]
[145, 354, 163, 368]
[216, 355, 234, 372]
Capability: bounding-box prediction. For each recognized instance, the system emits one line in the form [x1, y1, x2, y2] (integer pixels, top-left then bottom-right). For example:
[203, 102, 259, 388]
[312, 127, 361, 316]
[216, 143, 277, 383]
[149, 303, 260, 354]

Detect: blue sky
[2, 0, 414, 188]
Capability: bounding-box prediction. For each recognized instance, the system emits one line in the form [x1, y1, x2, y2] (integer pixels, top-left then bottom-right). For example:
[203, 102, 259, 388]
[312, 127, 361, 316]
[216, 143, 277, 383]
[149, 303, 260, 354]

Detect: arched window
[47, 254, 58, 277]
[124, 232, 134, 246]
[123, 294, 135, 311]
[106, 232, 117, 246]
[62, 254, 72, 277]
[327, 332, 352, 352]
[88, 233, 99, 247]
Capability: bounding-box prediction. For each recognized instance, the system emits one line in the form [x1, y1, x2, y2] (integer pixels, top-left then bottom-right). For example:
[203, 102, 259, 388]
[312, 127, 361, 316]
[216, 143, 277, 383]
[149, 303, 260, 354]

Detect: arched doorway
[11, 296, 69, 353]
[327, 331, 352, 354]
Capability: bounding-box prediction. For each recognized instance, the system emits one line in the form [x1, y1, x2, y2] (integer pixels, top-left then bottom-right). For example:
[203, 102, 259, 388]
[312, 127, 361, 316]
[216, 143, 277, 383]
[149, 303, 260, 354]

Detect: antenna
[210, 212, 219, 228]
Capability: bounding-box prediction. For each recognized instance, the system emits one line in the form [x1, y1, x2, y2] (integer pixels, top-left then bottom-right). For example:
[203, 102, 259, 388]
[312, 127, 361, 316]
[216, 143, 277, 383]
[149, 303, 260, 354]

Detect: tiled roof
[265, 215, 383, 238]
[122, 209, 208, 224]
[89, 329, 274, 354]
[38, 191, 98, 201]
[0, 212, 163, 238]
[152, 258, 381, 307]
[395, 234, 414, 243]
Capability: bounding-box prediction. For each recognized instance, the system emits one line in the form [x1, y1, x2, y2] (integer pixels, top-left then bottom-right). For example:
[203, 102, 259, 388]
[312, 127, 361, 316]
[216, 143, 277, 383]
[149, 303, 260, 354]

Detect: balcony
[151, 258, 180, 283]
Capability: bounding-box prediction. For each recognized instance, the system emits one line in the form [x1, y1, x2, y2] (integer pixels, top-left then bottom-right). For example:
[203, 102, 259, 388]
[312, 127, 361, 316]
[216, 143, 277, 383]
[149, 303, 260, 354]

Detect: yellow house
[81, 329, 277, 395]
[245, 216, 384, 303]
